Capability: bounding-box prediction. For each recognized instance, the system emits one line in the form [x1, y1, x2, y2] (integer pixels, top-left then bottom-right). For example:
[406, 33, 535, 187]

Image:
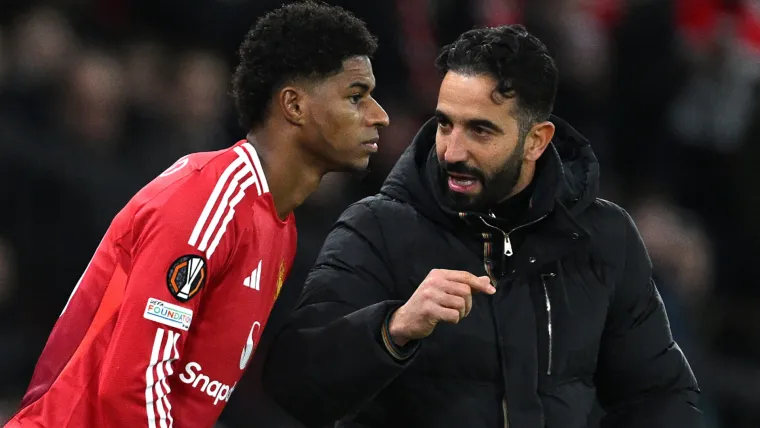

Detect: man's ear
[523, 121, 555, 162]
[278, 86, 309, 126]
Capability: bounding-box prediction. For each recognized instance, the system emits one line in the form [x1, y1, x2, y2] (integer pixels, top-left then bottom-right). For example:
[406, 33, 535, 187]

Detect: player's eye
[349, 94, 363, 105]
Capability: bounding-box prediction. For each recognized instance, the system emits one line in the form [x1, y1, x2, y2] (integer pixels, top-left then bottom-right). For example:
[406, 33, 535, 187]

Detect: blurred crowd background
[1, 0, 759, 427]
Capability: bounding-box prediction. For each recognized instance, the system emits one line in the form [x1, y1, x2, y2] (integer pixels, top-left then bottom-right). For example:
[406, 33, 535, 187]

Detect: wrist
[381, 307, 417, 361]
[388, 308, 410, 347]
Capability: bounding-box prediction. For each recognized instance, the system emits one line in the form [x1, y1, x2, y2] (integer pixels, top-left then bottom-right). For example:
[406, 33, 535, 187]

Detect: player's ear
[523, 121, 555, 162]
[278, 86, 308, 126]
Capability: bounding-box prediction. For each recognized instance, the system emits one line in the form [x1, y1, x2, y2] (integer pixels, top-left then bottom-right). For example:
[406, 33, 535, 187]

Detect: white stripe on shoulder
[241, 142, 270, 194]
[206, 168, 258, 258]
[197, 160, 252, 253]
[234, 146, 261, 196]
[188, 145, 269, 259]
[188, 157, 246, 248]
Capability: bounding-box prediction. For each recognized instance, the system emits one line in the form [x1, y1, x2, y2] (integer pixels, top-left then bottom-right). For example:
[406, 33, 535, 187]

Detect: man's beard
[439, 140, 524, 212]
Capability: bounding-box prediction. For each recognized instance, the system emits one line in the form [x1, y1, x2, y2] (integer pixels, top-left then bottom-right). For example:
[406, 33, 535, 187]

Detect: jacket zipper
[479, 213, 548, 256]
[481, 232, 496, 283]
[473, 213, 548, 428]
[481, 235, 506, 428]
[541, 273, 555, 375]
[502, 396, 509, 428]
[475, 227, 507, 428]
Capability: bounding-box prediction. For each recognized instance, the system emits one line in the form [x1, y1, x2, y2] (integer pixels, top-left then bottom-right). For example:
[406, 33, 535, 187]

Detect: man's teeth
[453, 177, 476, 185]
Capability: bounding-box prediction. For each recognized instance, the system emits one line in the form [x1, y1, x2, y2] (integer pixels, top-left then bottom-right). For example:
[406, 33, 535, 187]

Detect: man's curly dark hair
[436, 25, 558, 138]
[232, 1, 378, 130]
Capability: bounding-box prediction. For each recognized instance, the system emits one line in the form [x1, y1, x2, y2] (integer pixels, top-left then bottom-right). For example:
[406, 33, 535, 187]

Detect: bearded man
[262, 24, 703, 428]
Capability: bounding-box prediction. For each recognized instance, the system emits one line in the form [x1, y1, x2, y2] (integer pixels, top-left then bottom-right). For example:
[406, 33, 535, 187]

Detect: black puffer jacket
[263, 117, 703, 428]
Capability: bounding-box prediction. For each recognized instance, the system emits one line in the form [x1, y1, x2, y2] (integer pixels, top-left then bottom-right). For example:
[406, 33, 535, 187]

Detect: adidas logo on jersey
[243, 260, 262, 290]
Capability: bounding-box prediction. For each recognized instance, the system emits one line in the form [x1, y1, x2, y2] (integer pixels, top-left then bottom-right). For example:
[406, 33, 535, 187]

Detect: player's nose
[368, 98, 390, 128]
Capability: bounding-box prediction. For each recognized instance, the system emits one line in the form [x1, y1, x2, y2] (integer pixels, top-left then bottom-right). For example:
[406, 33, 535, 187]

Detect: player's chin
[337, 153, 372, 174]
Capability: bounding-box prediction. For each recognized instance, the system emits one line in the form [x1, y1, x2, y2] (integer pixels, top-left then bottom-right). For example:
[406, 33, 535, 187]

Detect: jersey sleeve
[96, 180, 234, 428]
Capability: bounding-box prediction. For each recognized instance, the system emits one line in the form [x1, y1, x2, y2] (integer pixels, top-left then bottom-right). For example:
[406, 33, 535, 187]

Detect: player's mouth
[447, 172, 481, 194]
[362, 137, 379, 153]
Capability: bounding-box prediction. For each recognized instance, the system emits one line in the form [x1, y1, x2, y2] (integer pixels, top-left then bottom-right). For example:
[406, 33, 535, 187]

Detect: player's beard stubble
[439, 137, 525, 213]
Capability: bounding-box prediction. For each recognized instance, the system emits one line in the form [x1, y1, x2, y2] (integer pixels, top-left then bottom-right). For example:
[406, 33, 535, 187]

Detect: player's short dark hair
[232, 1, 378, 130]
[436, 25, 558, 137]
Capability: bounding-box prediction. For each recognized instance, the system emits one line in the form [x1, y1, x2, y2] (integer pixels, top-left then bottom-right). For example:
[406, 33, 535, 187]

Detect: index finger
[441, 270, 496, 294]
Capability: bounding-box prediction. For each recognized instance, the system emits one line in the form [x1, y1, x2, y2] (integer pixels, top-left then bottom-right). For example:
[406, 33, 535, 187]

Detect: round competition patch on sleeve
[167, 255, 207, 302]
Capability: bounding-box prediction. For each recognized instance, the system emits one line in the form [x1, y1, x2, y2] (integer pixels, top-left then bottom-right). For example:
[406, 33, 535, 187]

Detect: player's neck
[246, 130, 323, 220]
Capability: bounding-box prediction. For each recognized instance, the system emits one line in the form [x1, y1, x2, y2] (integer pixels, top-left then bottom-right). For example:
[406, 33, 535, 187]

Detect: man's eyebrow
[435, 110, 505, 134]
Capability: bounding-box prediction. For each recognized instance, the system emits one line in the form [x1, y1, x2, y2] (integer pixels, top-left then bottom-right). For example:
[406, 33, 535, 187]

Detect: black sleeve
[595, 208, 704, 428]
[262, 202, 419, 427]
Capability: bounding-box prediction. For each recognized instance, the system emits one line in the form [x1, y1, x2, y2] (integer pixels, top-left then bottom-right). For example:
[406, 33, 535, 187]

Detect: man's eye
[349, 94, 362, 104]
[474, 126, 490, 136]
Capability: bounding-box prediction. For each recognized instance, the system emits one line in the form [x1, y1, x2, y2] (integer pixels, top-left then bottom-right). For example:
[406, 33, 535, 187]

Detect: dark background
[1, 0, 759, 427]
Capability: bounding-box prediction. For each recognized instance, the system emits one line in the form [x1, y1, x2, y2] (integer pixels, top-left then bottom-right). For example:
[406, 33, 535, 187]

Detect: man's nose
[443, 133, 469, 164]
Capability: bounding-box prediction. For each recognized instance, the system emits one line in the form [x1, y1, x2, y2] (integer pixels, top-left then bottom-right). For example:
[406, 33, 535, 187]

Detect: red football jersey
[5, 140, 297, 428]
